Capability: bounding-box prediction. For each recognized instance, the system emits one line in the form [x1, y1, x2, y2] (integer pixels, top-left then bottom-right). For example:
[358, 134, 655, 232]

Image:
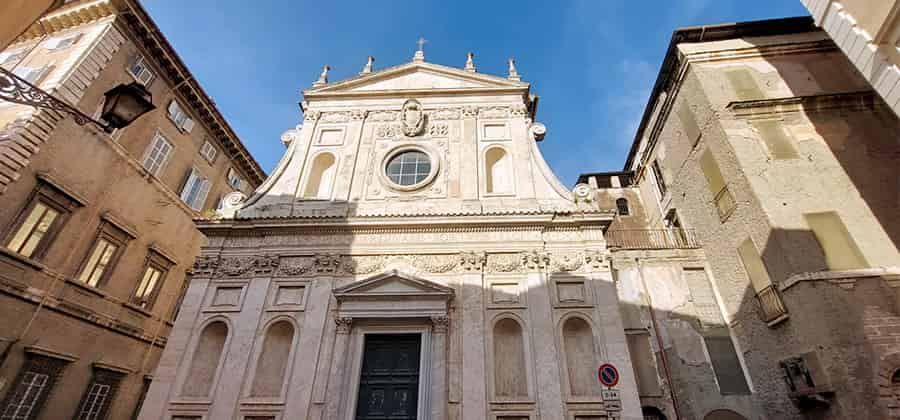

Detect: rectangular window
[804, 212, 867, 270]
[167, 100, 195, 133]
[626, 332, 661, 396]
[227, 168, 244, 190]
[75, 368, 124, 420]
[200, 140, 217, 163]
[76, 238, 118, 287]
[0, 353, 69, 420]
[704, 333, 751, 395]
[0, 50, 27, 66]
[753, 120, 798, 159]
[75, 219, 132, 289]
[141, 132, 172, 176]
[13, 65, 51, 85]
[651, 160, 667, 197]
[700, 150, 735, 221]
[44, 33, 81, 50]
[180, 168, 211, 210]
[737, 238, 773, 292]
[127, 55, 155, 86]
[6, 202, 60, 259]
[132, 262, 167, 310]
[677, 102, 701, 146]
[725, 68, 763, 101]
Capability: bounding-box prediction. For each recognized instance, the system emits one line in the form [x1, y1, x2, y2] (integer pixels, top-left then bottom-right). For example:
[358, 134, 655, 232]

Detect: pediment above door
[333, 269, 454, 319]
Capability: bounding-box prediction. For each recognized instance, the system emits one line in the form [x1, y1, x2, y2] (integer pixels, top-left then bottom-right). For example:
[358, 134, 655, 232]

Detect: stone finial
[464, 52, 476, 72]
[361, 56, 374, 75]
[413, 37, 427, 62]
[313, 64, 330, 87]
[507, 58, 520, 81]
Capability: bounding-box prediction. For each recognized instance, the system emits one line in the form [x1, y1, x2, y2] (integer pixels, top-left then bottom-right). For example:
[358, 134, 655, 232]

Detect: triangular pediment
[333, 269, 454, 299]
[306, 62, 528, 96]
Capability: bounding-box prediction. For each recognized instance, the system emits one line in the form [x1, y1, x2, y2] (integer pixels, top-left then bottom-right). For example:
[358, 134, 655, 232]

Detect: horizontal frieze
[191, 249, 608, 278]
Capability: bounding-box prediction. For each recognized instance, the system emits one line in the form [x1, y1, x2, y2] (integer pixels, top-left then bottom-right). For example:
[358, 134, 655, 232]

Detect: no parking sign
[597, 363, 619, 388]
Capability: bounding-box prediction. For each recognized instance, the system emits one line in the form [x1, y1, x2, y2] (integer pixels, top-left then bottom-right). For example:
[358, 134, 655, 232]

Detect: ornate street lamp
[0, 67, 155, 132]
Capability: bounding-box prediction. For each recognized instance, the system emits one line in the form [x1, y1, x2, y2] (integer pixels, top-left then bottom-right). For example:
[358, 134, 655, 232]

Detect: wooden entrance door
[355, 334, 421, 420]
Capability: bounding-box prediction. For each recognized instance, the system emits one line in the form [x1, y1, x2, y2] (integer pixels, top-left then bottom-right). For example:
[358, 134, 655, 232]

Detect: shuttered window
[737, 238, 773, 292]
[804, 212, 867, 270]
[141, 133, 172, 176]
[127, 55, 155, 86]
[167, 100, 195, 132]
[753, 120, 798, 159]
[726, 68, 764, 101]
[704, 333, 751, 395]
[180, 168, 211, 210]
[677, 102, 701, 146]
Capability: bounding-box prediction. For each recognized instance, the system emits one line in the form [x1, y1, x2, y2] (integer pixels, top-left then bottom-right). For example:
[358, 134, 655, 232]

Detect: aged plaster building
[580, 17, 900, 420]
[0, 1, 264, 419]
[138, 49, 644, 420]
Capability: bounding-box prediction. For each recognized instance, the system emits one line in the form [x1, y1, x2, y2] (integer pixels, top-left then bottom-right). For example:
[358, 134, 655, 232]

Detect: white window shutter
[167, 100, 179, 118]
[194, 179, 211, 210]
[182, 117, 194, 133]
[180, 168, 198, 202]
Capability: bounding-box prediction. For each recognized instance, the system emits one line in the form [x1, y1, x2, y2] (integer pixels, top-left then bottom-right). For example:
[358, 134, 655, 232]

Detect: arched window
[182, 321, 228, 397]
[616, 198, 630, 215]
[485, 147, 512, 194]
[303, 153, 336, 199]
[562, 317, 602, 396]
[251, 321, 295, 397]
[493, 317, 528, 398]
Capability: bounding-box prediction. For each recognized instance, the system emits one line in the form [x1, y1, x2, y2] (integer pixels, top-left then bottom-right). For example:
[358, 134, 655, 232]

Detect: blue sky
[143, 0, 808, 185]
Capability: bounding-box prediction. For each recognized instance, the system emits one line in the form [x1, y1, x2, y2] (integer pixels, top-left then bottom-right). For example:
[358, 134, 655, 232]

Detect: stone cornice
[195, 213, 612, 238]
[726, 90, 882, 118]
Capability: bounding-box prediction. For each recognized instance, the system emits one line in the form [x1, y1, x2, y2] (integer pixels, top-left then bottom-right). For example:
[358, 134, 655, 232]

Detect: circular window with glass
[383, 148, 437, 190]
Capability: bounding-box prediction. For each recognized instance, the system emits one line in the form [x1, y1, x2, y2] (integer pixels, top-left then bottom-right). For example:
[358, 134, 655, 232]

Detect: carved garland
[191, 250, 607, 278]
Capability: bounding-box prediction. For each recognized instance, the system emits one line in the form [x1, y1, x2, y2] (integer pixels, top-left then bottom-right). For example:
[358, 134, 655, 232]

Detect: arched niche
[303, 152, 336, 199]
[562, 316, 603, 396]
[492, 316, 528, 398]
[485, 146, 513, 195]
[182, 320, 229, 397]
[250, 320, 295, 398]
[704, 409, 748, 420]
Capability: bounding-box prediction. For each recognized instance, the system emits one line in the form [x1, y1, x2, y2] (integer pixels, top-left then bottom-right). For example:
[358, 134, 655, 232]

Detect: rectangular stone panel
[491, 283, 519, 304]
[557, 281, 586, 303]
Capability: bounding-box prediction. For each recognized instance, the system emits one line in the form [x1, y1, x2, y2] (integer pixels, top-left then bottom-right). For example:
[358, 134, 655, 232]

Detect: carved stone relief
[200, 248, 608, 279]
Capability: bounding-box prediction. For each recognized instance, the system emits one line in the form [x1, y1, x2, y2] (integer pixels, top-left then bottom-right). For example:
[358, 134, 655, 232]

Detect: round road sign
[598, 363, 619, 388]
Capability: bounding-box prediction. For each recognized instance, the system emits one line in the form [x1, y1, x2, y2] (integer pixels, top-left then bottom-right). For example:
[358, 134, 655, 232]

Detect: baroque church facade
[138, 49, 641, 420]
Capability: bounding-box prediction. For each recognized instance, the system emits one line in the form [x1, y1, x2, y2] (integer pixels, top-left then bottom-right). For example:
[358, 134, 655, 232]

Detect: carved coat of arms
[401, 98, 426, 136]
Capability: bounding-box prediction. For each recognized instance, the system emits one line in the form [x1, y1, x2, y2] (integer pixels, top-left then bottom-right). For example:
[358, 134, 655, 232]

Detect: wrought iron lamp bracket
[0, 67, 108, 130]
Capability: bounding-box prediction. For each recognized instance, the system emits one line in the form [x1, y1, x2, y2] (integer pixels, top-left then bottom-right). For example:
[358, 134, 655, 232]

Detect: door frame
[344, 323, 432, 420]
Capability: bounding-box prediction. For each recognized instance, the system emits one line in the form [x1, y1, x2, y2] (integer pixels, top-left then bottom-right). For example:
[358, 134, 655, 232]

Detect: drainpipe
[636, 257, 682, 420]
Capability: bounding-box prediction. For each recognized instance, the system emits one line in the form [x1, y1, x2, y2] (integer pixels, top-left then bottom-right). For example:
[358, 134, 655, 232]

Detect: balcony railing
[756, 284, 789, 325]
[605, 228, 701, 250]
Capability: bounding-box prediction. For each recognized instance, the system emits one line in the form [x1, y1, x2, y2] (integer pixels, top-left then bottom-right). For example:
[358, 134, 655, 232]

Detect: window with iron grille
[74, 368, 125, 420]
[0, 353, 70, 420]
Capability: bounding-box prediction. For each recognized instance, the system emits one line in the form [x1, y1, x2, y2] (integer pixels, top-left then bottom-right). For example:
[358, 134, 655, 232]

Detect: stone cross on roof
[413, 37, 427, 62]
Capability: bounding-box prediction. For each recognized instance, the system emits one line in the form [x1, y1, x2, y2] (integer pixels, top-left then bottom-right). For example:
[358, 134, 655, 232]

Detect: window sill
[123, 302, 153, 317]
[65, 277, 107, 298]
[0, 247, 46, 271]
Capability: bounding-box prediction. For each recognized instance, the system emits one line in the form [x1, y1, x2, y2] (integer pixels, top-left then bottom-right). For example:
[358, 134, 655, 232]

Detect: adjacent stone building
[800, 0, 900, 118]
[0, 1, 264, 419]
[581, 17, 900, 420]
[138, 50, 644, 419]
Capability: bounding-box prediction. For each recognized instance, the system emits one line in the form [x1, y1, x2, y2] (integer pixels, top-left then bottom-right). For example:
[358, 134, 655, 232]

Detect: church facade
[138, 50, 642, 420]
